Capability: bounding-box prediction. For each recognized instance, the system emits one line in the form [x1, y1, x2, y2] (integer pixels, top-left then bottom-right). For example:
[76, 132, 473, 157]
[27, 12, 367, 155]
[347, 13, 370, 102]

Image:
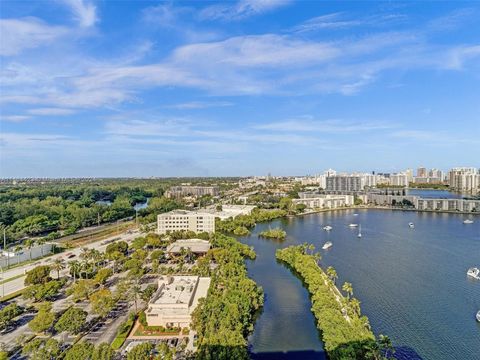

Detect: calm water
[406, 189, 464, 199]
[239, 210, 480, 360]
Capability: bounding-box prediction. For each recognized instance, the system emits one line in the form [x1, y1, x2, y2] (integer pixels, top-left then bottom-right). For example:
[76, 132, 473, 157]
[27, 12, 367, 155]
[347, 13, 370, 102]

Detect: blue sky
[0, 0, 479, 177]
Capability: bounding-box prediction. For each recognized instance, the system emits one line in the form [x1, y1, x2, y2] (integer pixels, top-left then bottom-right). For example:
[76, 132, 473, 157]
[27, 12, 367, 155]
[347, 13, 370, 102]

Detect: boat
[357, 224, 362, 238]
[463, 219, 474, 224]
[409, 222, 415, 228]
[476, 311, 480, 322]
[322, 241, 333, 250]
[353, 213, 359, 216]
[323, 225, 333, 231]
[349, 223, 358, 228]
[467, 267, 480, 280]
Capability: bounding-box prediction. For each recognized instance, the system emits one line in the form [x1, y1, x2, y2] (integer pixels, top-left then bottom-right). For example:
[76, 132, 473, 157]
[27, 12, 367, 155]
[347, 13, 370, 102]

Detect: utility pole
[3, 228, 8, 269]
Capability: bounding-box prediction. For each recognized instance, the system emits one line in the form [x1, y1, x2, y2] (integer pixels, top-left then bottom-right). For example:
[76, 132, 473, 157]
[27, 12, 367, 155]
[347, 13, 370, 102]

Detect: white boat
[463, 219, 474, 224]
[353, 213, 359, 216]
[409, 222, 415, 229]
[322, 241, 333, 250]
[357, 224, 362, 238]
[323, 225, 333, 231]
[467, 267, 480, 280]
[476, 311, 480, 322]
[349, 223, 358, 228]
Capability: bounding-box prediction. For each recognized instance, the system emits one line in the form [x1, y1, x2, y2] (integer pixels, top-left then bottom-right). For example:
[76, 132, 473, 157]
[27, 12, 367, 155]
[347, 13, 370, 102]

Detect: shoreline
[291, 205, 479, 217]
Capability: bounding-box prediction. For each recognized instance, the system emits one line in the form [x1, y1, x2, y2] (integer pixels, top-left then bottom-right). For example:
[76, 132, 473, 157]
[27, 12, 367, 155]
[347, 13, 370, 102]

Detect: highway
[0, 228, 142, 298]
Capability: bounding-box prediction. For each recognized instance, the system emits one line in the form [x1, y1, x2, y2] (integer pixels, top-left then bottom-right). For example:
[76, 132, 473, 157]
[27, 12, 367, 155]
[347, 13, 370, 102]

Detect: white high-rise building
[390, 173, 409, 187]
[448, 167, 479, 192]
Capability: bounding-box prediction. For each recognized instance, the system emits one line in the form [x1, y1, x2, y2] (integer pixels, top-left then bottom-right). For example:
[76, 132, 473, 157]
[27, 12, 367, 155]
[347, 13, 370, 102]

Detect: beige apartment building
[165, 186, 219, 199]
[157, 210, 215, 234]
[293, 194, 354, 209]
[145, 276, 211, 328]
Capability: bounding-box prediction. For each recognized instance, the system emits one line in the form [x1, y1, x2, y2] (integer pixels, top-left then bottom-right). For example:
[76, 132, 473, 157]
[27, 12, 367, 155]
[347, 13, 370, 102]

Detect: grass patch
[0, 288, 25, 302]
[133, 323, 180, 337]
[111, 316, 135, 350]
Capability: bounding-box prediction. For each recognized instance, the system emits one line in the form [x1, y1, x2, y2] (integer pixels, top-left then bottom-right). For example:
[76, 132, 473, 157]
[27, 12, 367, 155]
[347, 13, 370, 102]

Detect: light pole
[1, 265, 4, 299]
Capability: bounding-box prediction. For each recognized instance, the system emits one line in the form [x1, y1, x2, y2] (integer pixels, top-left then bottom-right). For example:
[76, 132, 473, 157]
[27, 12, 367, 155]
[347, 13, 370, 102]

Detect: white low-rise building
[166, 239, 211, 255]
[146, 276, 211, 328]
[293, 194, 354, 209]
[157, 210, 215, 234]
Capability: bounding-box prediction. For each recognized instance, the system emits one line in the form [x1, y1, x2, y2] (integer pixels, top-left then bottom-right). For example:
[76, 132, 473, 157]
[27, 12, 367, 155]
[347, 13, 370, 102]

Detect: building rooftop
[159, 210, 215, 217]
[151, 276, 199, 306]
[166, 239, 211, 254]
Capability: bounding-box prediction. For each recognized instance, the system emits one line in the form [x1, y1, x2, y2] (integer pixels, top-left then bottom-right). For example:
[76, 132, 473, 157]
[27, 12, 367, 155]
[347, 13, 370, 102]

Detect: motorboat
[349, 223, 358, 228]
[463, 219, 474, 224]
[467, 267, 480, 280]
[409, 222, 415, 229]
[353, 213, 359, 216]
[476, 311, 480, 322]
[357, 224, 362, 238]
[322, 241, 333, 250]
[323, 225, 333, 231]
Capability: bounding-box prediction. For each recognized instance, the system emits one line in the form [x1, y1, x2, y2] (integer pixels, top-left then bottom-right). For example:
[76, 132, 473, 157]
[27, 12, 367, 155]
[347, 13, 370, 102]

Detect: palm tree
[25, 239, 35, 261]
[51, 258, 65, 280]
[14, 245, 23, 265]
[68, 260, 81, 282]
[378, 334, 395, 359]
[326, 266, 338, 284]
[349, 297, 361, 315]
[342, 282, 353, 299]
[37, 238, 46, 257]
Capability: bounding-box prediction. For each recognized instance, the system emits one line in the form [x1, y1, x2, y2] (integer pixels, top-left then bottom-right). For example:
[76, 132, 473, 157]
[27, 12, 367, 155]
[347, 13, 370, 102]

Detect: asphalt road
[0, 229, 141, 297]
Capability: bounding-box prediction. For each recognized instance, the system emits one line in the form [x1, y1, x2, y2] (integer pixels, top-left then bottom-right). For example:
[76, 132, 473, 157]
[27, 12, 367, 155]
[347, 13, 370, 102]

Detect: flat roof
[152, 276, 199, 305]
[166, 239, 211, 254]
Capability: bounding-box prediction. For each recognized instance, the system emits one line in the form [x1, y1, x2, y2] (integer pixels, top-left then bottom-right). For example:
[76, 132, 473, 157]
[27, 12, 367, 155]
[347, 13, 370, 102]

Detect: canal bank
[238, 209, 480, 360]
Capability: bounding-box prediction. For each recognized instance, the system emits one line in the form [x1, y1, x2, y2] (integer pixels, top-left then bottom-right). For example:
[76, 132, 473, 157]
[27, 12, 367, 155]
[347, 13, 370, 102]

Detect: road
[0, 229, 142, 298]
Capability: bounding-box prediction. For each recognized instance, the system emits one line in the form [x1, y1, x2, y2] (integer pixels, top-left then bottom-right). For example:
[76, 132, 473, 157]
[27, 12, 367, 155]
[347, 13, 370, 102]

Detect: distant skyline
[1, 1, 479, 177]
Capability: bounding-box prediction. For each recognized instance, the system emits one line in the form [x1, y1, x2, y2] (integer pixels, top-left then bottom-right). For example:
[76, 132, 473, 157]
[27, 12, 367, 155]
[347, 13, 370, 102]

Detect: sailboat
[357, 224, 362, 238]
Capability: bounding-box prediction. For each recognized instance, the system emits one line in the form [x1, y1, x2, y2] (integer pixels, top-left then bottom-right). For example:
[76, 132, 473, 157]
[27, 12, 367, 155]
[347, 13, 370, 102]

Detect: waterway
[406, 189, 464, 199]
[238, 209, 480, 360]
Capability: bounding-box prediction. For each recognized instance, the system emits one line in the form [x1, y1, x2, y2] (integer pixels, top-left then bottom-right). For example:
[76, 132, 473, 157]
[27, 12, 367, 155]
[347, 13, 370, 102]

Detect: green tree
[127, 342, 154, 360]
[22, 338, 61, 360]
[90, 289, 115, 318]
[28, 303, 55, 334]
[92, 343, 114, 360]
[25, 265, 51, 285]
[64, 342, 94, 360]
[342, 282, 353, 299]
[141, 284, 158, 303]
[23, 280, 63, 302]
[94, 268, 113, 285]
[326, 266, 338, 284]
[0, 303, 24, 330]
[69, 260, 81, 282]
[51, 258, 65, 280]
[378, 334, 395, 359]
[25, 239, 35, 261]
[67, 279, 96, 301]
[54, 307, 87, 334]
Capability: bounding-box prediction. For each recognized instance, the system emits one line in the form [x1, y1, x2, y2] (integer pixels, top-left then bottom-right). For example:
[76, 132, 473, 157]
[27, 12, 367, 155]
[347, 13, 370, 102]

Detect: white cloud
[0, 17, 68, 56]
[254, 119, 395, 133]
[27, 108, 76, 116]
[60, 0, 98, 27]
[200, 0, 291, 21]
[292, 13, 363, 32]
[165, 101, 234, 109]
[1, 115, 31, 122]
